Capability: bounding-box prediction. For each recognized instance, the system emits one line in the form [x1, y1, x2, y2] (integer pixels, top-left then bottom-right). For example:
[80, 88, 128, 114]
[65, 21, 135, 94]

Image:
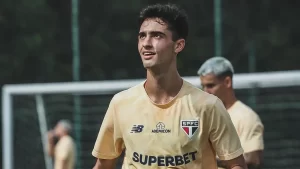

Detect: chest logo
[130, 125, 144, 133]
[181, 120, 199, 138]
[152, 122, 171, 133]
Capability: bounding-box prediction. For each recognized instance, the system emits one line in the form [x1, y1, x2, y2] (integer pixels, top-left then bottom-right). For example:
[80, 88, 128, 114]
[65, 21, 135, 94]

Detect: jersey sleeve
[239, 115, 264, 153]
[208, 98, 244, 160]
[56, 139, 72, 160]
[92, 96, 124, 159]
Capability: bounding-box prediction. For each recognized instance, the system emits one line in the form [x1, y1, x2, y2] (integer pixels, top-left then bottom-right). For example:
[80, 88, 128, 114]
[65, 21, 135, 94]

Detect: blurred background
[1, 0, 300, 169]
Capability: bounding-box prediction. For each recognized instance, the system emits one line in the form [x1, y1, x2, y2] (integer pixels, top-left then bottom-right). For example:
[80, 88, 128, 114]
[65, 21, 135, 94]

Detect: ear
[174, 39, 185, 53]
[224, 76, 232, 88]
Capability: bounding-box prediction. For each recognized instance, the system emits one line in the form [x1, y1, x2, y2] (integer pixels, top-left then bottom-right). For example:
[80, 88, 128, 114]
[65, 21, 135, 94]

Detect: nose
[142, 36, 152, 49]
[203, 88, 211, 94]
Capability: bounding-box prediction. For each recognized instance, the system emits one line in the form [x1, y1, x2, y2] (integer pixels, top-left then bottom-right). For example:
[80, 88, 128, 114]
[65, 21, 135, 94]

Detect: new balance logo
[130, 125, 144, 133]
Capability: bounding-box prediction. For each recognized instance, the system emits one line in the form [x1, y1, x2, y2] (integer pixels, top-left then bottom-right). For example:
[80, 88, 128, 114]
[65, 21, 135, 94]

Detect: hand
[47, 130, 55, 144]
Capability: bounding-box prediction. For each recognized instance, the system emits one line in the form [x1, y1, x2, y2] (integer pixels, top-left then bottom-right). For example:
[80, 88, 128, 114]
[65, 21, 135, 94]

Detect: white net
[2, 70, 300, 169]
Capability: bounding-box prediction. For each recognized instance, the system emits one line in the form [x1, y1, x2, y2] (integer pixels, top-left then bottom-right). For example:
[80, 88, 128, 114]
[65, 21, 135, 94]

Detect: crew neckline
[141, 79, 185, 109]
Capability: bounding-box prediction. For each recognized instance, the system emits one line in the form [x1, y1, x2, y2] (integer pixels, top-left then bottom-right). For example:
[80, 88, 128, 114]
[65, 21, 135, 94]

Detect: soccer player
[47, 119, 76, 169]
[197, 57, 264, 169]
[92, 3, 247, 169]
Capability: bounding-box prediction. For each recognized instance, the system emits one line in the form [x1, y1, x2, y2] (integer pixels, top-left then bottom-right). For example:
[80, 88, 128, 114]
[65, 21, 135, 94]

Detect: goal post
[2, 70, 300, 169]
[35, 95, 53, 169]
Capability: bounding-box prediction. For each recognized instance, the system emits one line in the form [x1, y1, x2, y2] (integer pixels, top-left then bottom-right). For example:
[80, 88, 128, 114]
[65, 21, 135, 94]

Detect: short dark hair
[138, 3, 189, 41]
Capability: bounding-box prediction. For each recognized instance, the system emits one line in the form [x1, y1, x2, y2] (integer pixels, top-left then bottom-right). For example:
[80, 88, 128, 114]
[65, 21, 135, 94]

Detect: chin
[143, 65, 153, 69]
[142, 62, 155, 68]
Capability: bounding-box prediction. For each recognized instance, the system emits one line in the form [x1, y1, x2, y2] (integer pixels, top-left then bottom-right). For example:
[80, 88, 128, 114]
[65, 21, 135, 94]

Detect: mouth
[142, 51, 156, 60]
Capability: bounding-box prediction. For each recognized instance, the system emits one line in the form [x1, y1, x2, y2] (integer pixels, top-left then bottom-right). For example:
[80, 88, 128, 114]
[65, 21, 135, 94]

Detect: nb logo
[130, 125, 144, 133]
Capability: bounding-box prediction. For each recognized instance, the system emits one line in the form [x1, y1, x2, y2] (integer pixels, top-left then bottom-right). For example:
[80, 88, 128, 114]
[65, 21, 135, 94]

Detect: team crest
[181, 120, 199, 138]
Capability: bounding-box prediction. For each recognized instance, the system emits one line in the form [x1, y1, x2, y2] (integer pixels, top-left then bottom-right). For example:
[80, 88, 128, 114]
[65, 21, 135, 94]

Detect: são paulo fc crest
[181, 120, 199, 138]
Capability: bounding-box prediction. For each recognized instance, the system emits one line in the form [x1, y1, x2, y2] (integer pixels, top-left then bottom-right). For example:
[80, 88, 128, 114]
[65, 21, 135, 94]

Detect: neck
[223, 91, 237, 109]
[144, 63, 182, 104]
[59, 133, 68, 139]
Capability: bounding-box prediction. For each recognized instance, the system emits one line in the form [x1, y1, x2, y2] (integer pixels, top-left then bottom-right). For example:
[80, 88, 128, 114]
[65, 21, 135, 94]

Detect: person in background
[198, 56, 264, 169]
[47, 119, 76, 169]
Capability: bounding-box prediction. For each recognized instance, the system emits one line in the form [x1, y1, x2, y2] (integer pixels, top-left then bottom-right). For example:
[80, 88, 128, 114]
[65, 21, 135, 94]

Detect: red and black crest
[181, 120, 199, 138]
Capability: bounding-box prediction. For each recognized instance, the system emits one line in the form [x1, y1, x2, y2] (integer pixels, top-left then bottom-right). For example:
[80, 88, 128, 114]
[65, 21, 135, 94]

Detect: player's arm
[60, 159, 68, 169]
[216, 148, 248, 169]
[244, 151, 263, 169]
[207, 98, 247, 169]
[92, 96, 124, 169]
[217, 154, 254, 169]
[240, 116, 264, 169]
[56, 140, 73, 169]
[93, 158, 117, 169]
[54, 153, 69, 169]
[46, 131, 55, 157]
[222, 155, 248, 169]
[216, 157, 226, 168]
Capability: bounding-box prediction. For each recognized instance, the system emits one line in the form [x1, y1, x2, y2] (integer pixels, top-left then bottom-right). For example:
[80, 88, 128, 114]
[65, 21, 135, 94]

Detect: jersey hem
[92, 150, 119, 159]
[243, 143, 264, 153]
[218, 148, 244, 161]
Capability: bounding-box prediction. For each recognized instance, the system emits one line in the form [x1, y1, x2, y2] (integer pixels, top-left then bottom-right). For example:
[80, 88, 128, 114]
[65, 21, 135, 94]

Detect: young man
[197, 57, 264, 169]
[92, 4, 247, 169]
[47, 119, 76, 169]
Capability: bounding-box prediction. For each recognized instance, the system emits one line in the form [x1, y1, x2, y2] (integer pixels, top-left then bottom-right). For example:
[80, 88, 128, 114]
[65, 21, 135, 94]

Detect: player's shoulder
[57, 135, 74, 147]
[233, 101, 262, 122]
[110, 81, 145, 105]
[182, 80, 220, 110]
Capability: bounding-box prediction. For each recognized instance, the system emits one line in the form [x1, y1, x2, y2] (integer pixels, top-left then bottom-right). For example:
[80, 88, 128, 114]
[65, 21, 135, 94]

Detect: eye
[138, 34, 146, 39]
[154, 34, 161, 38]
[153, 34, 162, 39]
[202, 84, 215, 89]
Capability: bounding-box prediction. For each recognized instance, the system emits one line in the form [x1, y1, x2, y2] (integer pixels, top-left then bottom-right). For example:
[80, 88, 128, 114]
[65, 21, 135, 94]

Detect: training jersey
[54, 135, 76, 169]
[217, 101, 264, 169]
[92, 80, 243, 169]
[228, 101, 264, 153]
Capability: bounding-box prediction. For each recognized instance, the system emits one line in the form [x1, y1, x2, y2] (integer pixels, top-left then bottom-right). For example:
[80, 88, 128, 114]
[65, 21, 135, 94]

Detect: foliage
[0, 0, 299, 83]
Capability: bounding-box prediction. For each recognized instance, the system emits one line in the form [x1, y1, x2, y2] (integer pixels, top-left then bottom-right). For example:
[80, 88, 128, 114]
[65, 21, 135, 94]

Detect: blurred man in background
[47, 119, 76, 169]
[197, 57, 264, 169]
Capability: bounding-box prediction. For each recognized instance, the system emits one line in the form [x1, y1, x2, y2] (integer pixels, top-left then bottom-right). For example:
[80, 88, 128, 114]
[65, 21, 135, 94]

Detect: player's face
[54, 124, 64, 137]
[200, 74, 227, 101]
[138, 18, 184, 69]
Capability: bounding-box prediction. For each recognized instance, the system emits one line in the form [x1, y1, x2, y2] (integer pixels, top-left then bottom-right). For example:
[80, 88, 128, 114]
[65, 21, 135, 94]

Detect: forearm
[47, 143, 55, 156]
[93, 159, 101, 169]
[217, 158, 227, 168]
[56, 160, 68, 169]
[47, 130, 55, 157]
[93, 159, 116, 169]
[244, 151, 263, 169]
[219, 155, 248, 169]
[247, 164, 261, 169]
[218, 160, 248, 169]
[232, 166, 247, 169]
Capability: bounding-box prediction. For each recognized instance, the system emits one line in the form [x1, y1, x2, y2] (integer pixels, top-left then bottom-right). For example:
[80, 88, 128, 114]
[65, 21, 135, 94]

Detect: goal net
[2, 70, 300, 169]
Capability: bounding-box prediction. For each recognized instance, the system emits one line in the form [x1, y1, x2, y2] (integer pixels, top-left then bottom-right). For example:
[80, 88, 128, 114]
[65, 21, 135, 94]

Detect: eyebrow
[202, 83, 216, 86]
[138, 31, 166, 36]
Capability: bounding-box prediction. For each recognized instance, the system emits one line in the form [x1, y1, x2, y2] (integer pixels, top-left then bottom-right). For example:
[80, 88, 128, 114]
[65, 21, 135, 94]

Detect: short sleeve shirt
[54, 135, 76, 169]
[227, 101, 264, 153]
[92, 80, 243, 169]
